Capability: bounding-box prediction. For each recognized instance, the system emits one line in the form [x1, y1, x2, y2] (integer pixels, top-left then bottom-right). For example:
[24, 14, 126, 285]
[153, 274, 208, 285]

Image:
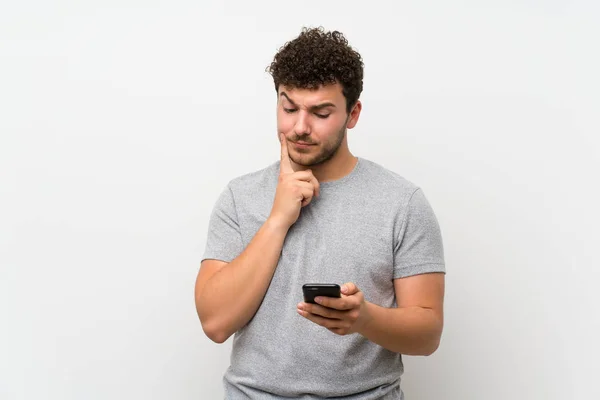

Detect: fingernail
[314, 297, 322, 304]
[342, 285, 348, 293]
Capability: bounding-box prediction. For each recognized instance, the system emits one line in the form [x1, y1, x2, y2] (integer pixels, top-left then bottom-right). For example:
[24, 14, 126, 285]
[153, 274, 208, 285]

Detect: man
[195, 27, 445, 399]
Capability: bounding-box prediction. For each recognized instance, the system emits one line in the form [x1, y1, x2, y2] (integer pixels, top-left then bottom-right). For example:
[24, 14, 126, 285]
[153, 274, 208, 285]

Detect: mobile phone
[302, 283, 341, 304]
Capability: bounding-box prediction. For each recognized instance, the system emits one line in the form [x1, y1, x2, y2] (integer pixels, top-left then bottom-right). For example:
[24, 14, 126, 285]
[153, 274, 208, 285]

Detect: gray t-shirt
[201, 157, 445, 399]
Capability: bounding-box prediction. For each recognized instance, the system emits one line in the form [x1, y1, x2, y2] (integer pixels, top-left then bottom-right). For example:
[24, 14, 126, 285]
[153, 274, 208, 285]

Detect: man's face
[276, 83, 351, 167]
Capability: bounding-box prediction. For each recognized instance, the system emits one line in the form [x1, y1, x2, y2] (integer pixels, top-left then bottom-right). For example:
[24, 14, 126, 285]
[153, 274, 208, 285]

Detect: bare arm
[358, 273, 445, 355]
[195, 218, 289, 343]
[196, 133, 320, 343]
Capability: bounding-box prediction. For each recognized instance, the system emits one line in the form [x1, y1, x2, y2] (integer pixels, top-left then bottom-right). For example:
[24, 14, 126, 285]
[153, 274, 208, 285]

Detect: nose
[293, 111, 311, 136]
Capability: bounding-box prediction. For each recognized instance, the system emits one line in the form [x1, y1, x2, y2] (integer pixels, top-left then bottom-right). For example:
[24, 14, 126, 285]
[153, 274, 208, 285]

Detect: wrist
[355, 301, 376, 336]
[265, 216, 291, 234]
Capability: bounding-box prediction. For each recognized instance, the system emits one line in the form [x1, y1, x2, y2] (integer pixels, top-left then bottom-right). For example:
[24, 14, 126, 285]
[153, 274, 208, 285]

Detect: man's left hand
[297, 282, 371, 335]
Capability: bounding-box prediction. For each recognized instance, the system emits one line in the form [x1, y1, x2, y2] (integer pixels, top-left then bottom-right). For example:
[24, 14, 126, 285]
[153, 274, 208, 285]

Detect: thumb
[341, 282, 359, 295]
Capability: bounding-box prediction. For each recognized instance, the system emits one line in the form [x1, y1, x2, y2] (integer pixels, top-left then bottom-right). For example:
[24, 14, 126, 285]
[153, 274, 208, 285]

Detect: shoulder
[211, 162, 278, 213]
[226, 161, 279, 191]
[357, 157, 420, 198]
[216, 161, 280, 212]
[355, 158, 439, 224]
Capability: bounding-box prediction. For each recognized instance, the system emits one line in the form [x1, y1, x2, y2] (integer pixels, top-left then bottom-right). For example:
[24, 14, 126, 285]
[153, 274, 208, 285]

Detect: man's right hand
[268, 133, 320, 229]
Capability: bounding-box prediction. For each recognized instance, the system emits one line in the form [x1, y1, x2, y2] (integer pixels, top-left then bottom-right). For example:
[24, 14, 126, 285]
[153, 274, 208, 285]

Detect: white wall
[1, 1, 598, 399]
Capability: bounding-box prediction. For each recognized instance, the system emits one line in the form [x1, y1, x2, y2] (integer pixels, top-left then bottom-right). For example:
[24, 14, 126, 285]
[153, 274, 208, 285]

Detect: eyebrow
[280, 92, 337, 111]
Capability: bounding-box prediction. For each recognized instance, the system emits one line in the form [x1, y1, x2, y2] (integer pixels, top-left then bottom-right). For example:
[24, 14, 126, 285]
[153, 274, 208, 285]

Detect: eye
[283, 107, 297, 114]
[315, 113, 330, 119]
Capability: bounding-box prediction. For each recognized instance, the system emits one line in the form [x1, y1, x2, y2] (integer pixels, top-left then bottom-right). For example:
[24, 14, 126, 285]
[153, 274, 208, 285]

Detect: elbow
[409, 324, 442, 356]
[421, 338, 441, 356]
[404, 338, 440, 356]
[200, 318, 232, 344]
[205, 330, 230, 344]
[421, 316, 443, 356]
[195, 299, 231, 344]
[421, 324, 443, 355]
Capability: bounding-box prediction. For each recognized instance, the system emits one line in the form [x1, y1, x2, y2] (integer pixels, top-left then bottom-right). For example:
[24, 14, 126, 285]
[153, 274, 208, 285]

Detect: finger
[314, 295, 354, 311]
[291, 170, 320, 198]
[301, 303, 344, 320]
[297, 309, 340, 329]
[291, 170, 316, 182]
[279, 134, 294, 175]
[300, 187, 315, 207]
[341, 282, 359, 296]
[294, 181, 315, 192]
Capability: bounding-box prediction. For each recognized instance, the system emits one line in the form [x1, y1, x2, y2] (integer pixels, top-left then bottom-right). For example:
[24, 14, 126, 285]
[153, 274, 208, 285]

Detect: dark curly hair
[267, 27, 364, 114]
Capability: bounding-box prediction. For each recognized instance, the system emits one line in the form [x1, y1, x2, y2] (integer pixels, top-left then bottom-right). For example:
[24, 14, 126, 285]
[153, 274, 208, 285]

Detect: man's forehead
[279, 83, 343, 105]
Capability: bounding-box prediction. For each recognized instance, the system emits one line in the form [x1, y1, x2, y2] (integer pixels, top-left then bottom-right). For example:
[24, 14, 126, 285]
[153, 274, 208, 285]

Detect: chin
[292, 151, 335, 167]
[290, 156, 316, 167]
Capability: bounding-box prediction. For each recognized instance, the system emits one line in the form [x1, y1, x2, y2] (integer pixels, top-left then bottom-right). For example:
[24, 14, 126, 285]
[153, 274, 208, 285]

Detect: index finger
[279, 133, 294, 174]
[314, 296, 354, 311]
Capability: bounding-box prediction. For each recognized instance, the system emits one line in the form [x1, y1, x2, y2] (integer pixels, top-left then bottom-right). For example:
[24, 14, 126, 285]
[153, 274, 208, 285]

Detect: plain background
[1, 1, 599, 399]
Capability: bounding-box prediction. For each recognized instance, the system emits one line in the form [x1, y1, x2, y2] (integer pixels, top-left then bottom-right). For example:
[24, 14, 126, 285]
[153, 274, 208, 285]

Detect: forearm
[197, 218, 289, 342]
[358, 302, 443, 356]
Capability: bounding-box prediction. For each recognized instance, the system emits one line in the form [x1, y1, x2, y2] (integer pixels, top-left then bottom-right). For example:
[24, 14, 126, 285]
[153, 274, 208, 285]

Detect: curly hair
[267, 27, 364, 114]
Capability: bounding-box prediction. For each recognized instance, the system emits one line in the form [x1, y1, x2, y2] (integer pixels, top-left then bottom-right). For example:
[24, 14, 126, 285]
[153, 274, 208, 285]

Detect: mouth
[293, 141, 315, 148]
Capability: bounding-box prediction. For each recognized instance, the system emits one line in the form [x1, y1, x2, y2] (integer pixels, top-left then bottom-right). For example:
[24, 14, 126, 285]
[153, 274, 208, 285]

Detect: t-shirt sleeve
[393, 188, 446, 279]
[201, 184, 245, 263]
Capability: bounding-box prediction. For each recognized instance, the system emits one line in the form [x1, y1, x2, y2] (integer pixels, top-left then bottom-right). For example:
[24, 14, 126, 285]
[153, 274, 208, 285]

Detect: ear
[346, 100, 362, 129]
